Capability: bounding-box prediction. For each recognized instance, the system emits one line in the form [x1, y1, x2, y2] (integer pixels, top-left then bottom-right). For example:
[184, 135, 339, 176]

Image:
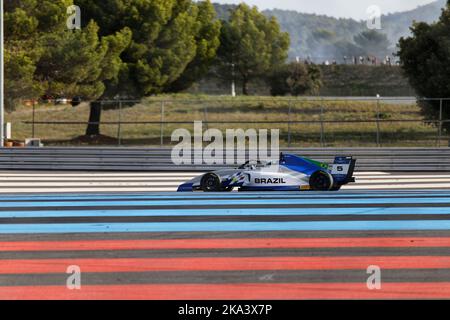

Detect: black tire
[200, 173, 222, 192]
[309, 171, 333, 191]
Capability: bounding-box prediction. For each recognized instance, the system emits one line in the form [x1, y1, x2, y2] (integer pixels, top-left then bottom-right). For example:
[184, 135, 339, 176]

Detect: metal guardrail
[1, 147, 450, 172]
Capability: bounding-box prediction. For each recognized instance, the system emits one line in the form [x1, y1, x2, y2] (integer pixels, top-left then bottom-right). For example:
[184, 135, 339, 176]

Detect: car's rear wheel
[200, 173, 222, 192]
[309, 171, 333, 191]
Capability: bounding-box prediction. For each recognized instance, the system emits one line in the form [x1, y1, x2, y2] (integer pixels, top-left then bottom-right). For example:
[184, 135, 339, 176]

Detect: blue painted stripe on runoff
[2, 220, 450, 234]
[0, 207, 449, 218]
[1, 197, 450, 208]
[2, 191, 450, 234]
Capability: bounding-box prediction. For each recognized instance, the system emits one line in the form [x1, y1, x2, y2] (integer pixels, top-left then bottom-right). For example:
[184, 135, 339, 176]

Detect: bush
[268, 62, 322, 96]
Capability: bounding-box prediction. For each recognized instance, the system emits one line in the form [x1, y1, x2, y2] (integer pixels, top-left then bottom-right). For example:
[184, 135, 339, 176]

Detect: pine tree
[4, 0, 131, 118]
[77, 0, 220, 135]
[217, 4, 290, 95]
[398, 0, 450, 132]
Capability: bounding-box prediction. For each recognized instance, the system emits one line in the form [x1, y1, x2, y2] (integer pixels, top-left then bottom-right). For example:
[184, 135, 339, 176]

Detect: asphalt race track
[2, 189, 450, 299]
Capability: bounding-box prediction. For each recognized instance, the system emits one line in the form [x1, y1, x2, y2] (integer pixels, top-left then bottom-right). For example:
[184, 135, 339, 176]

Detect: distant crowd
[299, 56, 400, 66]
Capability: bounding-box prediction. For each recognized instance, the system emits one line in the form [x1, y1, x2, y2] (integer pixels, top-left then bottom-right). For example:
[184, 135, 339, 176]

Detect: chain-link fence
[5, 97, 450, 148]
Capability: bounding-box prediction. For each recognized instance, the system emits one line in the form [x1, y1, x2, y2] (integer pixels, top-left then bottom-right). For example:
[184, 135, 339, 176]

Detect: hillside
[189, 64, 414, 96]
[319, 65, 414, 96]
[213, 0, 447, 61]
[382, 0, 447, 45]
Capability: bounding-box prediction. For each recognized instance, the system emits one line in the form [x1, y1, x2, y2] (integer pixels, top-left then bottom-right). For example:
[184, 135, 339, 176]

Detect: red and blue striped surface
[2, 190, 450, 299]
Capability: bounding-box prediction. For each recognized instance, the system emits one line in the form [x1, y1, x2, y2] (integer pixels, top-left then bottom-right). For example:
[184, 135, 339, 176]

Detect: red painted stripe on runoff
[2, 256, 450, 274]
[1, 237, 449, 252]
[1, 283, 450, 300]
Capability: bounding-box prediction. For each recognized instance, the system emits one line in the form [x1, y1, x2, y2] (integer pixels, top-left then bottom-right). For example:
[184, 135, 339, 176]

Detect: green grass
[4, 94, 445, 147]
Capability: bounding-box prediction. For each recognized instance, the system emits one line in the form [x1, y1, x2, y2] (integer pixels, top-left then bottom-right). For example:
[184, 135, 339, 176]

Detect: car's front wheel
[309, 171, 333, 191]
[200, 173, 222, 192]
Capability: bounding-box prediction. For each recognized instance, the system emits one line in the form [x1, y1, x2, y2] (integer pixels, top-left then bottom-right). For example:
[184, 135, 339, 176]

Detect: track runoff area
[1, 172, 450, 299]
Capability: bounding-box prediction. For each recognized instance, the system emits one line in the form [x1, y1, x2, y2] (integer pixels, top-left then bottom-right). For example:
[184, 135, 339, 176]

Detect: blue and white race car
[177, 153, 356, 192]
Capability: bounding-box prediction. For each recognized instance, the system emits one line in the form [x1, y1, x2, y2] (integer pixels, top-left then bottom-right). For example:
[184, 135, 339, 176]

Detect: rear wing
[330, 156, 356, 185]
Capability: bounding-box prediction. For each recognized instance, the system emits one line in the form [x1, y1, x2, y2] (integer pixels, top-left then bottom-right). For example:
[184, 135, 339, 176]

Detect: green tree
[5, 0, 71, 36]
[36, 22, 131, 101]
[77, 0, 219, 135]
[3, 0, 67, 110]
[168, 1, 221, 92]
[4, 0, 131, 124]
[398, 0, 450, 132]
[268, 62, 322, 96]
[217, 4, 290, 95]
[77, 0, 216, 95]
[4, 46, 43, 111]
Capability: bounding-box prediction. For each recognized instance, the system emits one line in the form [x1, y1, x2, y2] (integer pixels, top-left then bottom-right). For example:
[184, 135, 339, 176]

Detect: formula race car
[177, 153, 356, 192]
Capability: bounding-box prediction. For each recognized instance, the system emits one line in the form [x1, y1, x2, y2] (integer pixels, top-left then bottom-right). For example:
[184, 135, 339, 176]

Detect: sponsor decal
[254, 178, 286, 184]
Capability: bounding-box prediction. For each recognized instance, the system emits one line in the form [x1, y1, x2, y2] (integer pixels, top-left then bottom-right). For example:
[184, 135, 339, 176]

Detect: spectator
[386, 56, 392, 66]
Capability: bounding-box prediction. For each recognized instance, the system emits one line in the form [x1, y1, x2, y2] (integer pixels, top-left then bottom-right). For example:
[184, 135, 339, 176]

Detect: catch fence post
[320, 99, 325, 147]
[117, 101, 122, 146]
[439, 99, 443, 148]
[160, 101, 165, 147]
[204, 104, 209, 130]
[287, 101, 292, 148]
[32, 102, 36, 138]
[376, 95, 381, 147]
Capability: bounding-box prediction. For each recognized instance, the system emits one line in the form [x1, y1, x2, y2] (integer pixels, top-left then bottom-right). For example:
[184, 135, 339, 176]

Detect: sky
[212, 0, 438, 20]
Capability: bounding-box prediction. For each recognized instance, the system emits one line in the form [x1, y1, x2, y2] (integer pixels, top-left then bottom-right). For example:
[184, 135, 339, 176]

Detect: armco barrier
[0, 147, 449, 172]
